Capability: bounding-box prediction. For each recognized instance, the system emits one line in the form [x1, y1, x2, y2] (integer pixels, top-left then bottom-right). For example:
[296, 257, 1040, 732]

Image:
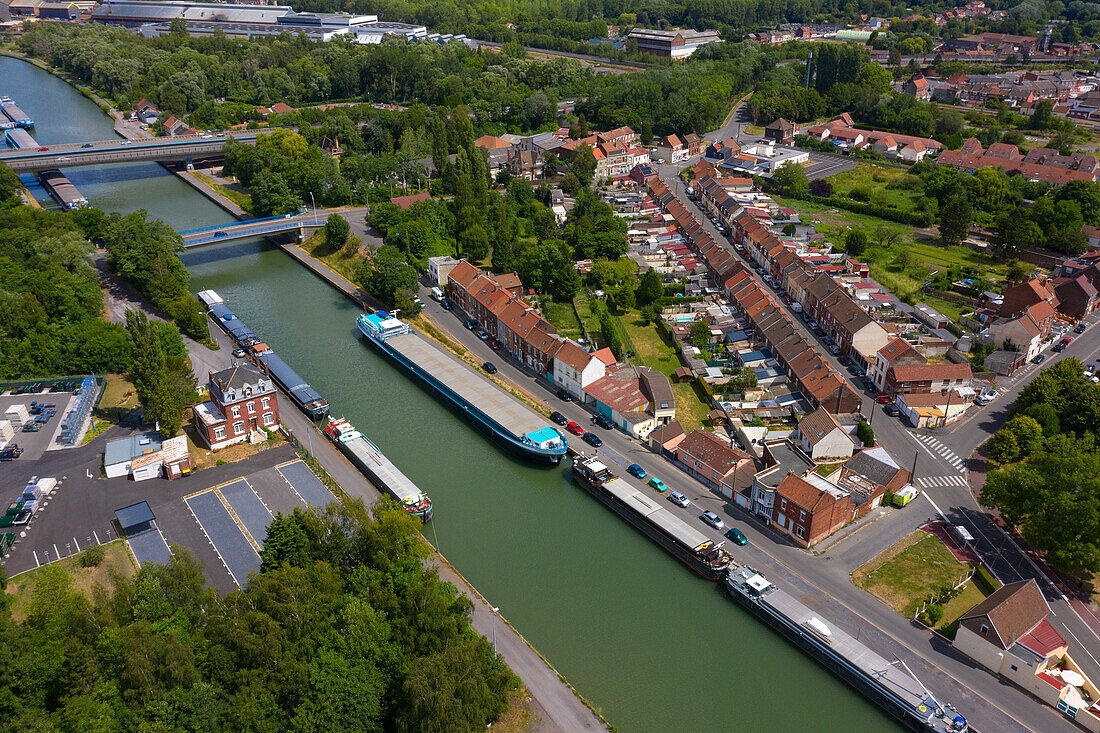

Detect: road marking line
[1063, 624, 1100, 667]
[72, 537, 80, 552]
[93, 530, 100, 544]
[32, 550, 39, 568]
[922, 492, 948, 522]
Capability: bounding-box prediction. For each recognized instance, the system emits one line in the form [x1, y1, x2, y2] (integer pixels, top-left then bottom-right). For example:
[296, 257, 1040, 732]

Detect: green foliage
[1004, 415, 1043, 456]
[987, 428, 1020, 463]
[844, 229, 868, 257]
[79, 545, 106, 568]
[357, 245, 418, 309]
[125, 310, 195, 438]
[926, 603, 944, 625]
[770, 161, 809, 198]
[938, 196, 972, 246]
[856, 419, 874, 447]
[595, 300, 623, 359]
[0, 501, 518, 730]
[636, 268, 664, 307]
[324, 213, 351, 251]
[689, 319, 710, 348]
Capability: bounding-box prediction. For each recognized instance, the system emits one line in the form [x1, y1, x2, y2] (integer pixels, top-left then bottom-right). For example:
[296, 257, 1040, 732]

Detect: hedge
[801, 194, 936, 227]
[973, 564, 1001, 595]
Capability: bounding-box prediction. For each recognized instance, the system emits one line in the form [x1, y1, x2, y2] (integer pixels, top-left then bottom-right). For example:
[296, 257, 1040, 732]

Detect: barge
[0, 97, 33, 128]
[325, 417, 432, 522]
[725, 565, 969, 733]
[199, 290, 329, 421]
[572, 455, 732, 581]
[356, 311, 567, 465]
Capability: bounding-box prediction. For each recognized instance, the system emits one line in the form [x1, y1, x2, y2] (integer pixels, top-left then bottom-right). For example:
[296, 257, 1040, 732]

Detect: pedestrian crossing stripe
[917, 475, 969, 488]
[915, 434, 966, 470]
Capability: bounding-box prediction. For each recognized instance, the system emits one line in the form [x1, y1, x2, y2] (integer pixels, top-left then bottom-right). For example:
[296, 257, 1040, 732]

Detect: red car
[875, 394, 890, 404]
[36, 146, 48, 152]
[565, 421, 584, 436]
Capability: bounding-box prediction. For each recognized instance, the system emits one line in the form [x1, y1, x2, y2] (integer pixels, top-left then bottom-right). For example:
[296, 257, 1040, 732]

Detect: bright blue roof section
[526, 427, 561, 443]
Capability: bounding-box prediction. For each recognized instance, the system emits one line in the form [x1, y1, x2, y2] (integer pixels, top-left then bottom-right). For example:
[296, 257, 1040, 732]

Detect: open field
[853, 531, 979, 618]
[825, 165, 923, 212]
[6, 540, 136, 623]
[541, 300, 584, 342]
[622, 314, 710, 431]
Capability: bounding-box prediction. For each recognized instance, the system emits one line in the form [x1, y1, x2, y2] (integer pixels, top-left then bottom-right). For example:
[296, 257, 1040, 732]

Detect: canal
[7, 55, 904, 731]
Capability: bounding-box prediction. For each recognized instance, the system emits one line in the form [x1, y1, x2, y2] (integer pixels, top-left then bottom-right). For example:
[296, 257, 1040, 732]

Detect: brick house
[1053, 275, 1099, 319]
[884, 362, 972, 398]
[870, 338, 925, 392]
[770, 472, 855, 548]
[193, 364, 279, 451]
[764, 118, 797, 145]
[674, 429, 755, 498]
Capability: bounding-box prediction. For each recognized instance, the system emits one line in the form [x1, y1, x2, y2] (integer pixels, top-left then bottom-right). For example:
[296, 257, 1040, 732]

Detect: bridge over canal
[0, 131, 268, 172]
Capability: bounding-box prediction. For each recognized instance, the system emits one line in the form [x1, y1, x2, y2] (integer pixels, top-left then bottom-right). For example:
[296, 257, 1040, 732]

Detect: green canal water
[9, 55, 905, 732]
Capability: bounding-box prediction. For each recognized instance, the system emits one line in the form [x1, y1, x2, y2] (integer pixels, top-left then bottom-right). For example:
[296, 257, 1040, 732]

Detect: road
[649, 160, 1100, 687]
[0, 131, 265, 172]
[417, 286, 1084, 733]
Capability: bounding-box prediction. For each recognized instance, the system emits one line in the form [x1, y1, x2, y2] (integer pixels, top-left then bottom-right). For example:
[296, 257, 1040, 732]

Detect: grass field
[621, 314, 710, 431]
[541, 300, 584, 341]
[6, 540, 135, 623]
[302, 231, 361, 284]
[573, 295, 606, 349]
[825, 165, 922, 212]
[853, 531, 981, 619]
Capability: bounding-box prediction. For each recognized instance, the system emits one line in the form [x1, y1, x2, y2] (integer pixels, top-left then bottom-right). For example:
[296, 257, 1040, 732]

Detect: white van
[430, 286, 444, 302]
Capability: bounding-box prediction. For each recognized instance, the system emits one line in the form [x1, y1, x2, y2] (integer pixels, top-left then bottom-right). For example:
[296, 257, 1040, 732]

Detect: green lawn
[573, 294, 605, 348]
[825, 165, 923, 212]
[542, 300, 583, 341]
[621, 313, 710, 431]
[853, 532, 980, 618]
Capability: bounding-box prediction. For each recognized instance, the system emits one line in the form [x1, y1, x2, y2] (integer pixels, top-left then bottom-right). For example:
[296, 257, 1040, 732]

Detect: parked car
[557, 388, 571, 402]
[725, 527, 749, 546]
[475, 329, 490, 341]
[648, 477, 667, 492]
[81, 143, 94, 149]
[1075, 323, 1088, 334]
[565, 421, 584, 436]
[668, 491, 690, 508]
[627, 464, 647, 479]
[440, 298, 453, 311]
[213, 231, 227, 238]
[583, 432, 603, 447]
[838, 355, 853, 367]
[464, 319, 477, 330]
[36, 146, 48, 152]
[883, 404, 901, 417]
[848, 365, 865, 377]
[482, 361, 497, 374]
[487, 337, 502, 350]
[701, 511, 725, 530]
[549, 411, 568, 425]
[593, 414, 614, 430]
[232, 348, 246, 358]
[1033, 354, 1047, 364]
[828, 344, 842, 356]
[875, 394, 890, 404]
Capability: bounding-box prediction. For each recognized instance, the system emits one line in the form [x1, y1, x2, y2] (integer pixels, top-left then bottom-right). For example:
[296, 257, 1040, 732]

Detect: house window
[711, 470, 718, 480]
[214, 427, 226, 441]
[979, 624, 989, 636]
[800, 510, 806, 522]
[262, 397, 270, 409]
[263, 412, 274, 426]
[231, 405, 240, 418]
[233, 421, 244, 435]
[247, 401, 256, 414]
[781, 498, 787, 510]
[795, 526, 805, 539]
[1010, 664, 1018, 672]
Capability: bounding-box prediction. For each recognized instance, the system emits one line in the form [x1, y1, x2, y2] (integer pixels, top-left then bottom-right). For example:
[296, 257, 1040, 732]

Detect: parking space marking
[183, 496, 239, 586]
[185, 491, 260, 587]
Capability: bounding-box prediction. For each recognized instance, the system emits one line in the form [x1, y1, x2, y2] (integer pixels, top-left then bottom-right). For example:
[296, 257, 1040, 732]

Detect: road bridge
[180, 213, 325, 247]
[0, 131, 267, 172]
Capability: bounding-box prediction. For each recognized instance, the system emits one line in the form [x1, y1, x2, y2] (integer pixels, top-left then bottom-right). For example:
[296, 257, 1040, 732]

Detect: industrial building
[626, 27, 721, 58]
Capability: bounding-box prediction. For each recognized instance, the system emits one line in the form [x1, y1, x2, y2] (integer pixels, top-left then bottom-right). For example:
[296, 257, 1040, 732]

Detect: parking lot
[0, 391, 79, 462]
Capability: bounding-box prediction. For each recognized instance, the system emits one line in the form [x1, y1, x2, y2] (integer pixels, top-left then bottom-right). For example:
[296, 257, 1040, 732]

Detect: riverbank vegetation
[0, 500, 518, 731]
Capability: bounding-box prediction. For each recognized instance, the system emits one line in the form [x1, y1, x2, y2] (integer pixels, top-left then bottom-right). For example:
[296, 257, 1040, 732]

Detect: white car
[669, 491, 690, 508]
[701, 511, 725, 530]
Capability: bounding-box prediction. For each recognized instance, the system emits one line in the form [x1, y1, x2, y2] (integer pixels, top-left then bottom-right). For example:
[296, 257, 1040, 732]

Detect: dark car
[232, 348, 246, 358]
[847, 365, 865, 377]
[213, 231, 227, 238]
[725, 527, 749, 546]
[883, 404, 901, 417]
[593, 414, 614, 430]
[81, 143, 94, 149]
[1033, 354, 1046, 364]
[440, 298, 454, 311]
[583, 432, 603, 447]
[838, 355, 853, 367]
[549, 411, 568, 425]
[464, 318, 477, 330]
[482, 361, 497, 374]
[557, 388, 571, 402]
[1075, 322, 1087, 334]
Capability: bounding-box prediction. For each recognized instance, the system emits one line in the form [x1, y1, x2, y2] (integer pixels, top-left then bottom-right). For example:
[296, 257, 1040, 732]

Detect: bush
[927, 603, 944, 625]
[856, 419, 875, 447]
[986, 429, 1020, 463]
[974, 565, 999, 595]
[80, 545, 106, 568]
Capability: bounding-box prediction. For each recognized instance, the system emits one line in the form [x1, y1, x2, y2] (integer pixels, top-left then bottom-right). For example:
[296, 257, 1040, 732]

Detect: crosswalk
[915, 434, 966, 471]
[917, 475, 969, 488]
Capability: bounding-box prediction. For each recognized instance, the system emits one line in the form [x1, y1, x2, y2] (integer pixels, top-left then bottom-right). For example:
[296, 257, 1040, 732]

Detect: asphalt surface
[417, 287, 1081, 733]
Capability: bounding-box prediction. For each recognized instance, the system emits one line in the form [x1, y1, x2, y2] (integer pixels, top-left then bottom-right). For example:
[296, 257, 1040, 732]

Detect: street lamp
[309, 192, 317, 225]
[491, 606, 499, 653]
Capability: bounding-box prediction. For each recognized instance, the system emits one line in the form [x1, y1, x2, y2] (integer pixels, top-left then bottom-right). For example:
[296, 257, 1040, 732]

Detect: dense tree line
[0, 500, 518, 731]
[125, 310, 195, 438]
[77, 209, 209, 341]
[983, 359, 1100, 574]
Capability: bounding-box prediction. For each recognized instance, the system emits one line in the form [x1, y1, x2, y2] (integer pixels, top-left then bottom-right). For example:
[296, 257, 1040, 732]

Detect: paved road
[418, 288, 1081, 733]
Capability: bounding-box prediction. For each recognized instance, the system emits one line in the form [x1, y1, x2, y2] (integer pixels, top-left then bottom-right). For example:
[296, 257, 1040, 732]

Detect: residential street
[417, 287, 1082, 733]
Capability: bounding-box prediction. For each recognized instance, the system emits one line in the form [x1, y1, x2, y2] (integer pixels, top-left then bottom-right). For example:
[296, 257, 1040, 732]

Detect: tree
[260, 510, 312, 572]
[939, 196, 972, 246]
[844, 229, 868, 257]
[856, 419, 874, 447]
[125, 310, 192, 438]
[357, 246, 417, 308]
[871, 225, 900, 249]
[324, 213, 350, 251]
[809, 178, 833, 197]
[771, 162, 809, 197]
[636, 269, 664, 306]
[690, 319, 710, 348]
[250, 173, 302, 216]
[1004, 415, 1043, 456]
[987, 429, 1020, 463]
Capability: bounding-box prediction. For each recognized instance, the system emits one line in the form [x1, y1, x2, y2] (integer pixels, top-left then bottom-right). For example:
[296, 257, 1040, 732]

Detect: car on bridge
[81, 143, 93, 149]
[36, 146, 48, 151]
[213, 231, 227, 238]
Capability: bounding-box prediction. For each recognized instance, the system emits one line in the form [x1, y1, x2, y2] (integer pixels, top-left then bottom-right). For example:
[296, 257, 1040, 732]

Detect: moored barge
[356, 311, 567, 465]
[572, 455, 732, 581]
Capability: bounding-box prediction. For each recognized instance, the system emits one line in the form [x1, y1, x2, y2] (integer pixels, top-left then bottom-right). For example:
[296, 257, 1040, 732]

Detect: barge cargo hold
[325, 417, 432, 522]
[356, 311, 567, 465]
[200, 291, 329, 421]
[0, 98, 33, 128]
[725, 566, 969, 733]
[572, 456, 732, 581]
